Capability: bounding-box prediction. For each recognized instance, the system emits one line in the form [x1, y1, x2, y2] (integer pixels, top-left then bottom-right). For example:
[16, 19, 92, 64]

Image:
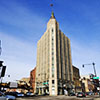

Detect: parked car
[69, 92, 76, 96]
[17, 92, 24, 97]
[0, 91, 16, 100]
[25, 92, 33, 97]
[86, 92, 93, 95]
[41, 93, 49, 96]
[33, 93, 38, 97]
[77, 92, 86, 97]
[5, 92, 24, 97]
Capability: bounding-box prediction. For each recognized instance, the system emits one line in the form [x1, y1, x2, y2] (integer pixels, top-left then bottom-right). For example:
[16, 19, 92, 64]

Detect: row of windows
[52, 28, 54, 78]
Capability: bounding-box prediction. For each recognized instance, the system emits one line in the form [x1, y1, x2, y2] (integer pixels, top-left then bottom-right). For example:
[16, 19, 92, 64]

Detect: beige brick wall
[35, 15, 73, 95]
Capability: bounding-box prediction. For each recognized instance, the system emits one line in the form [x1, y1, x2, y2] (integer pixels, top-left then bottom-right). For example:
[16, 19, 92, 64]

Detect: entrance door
[52, 88, 55, 95]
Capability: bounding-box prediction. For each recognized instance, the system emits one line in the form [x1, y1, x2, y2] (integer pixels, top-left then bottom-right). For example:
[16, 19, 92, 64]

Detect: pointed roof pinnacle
[51, 11, 55, 19]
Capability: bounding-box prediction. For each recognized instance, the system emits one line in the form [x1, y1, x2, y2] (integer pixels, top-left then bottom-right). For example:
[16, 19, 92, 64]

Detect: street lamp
[82, 62, 97, 77]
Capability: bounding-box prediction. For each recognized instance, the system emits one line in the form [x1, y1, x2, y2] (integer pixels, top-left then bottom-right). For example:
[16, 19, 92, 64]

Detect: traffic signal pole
[82, 62, 97, 77]
[92, 62, 97, 77]
[82, 62, 99, 94]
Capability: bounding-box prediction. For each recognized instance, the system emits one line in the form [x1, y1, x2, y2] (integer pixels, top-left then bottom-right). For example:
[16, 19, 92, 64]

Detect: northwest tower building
[35, 12, 73, 96]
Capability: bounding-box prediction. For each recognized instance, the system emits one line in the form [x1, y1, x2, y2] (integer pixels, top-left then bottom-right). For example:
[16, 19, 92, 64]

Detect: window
[52, 64, 54, 66]
[52, 29, 53, 33]
[52, 57, 54, 60]
[52, 73, 54, 77]
[52, 67, 54, 71]
[52, 80, 55, 84]
[52, 52, 54, 55]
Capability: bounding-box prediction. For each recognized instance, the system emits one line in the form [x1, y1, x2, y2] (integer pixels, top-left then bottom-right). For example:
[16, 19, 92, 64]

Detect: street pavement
[16, 95, 100, 100]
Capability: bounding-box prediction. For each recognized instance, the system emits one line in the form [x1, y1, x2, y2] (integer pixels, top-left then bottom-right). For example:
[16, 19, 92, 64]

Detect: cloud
[71, 39, 100, 77]
[0, 32, 36, 81]
[0, 0, 47, 42]
[0, 0, 100, 81]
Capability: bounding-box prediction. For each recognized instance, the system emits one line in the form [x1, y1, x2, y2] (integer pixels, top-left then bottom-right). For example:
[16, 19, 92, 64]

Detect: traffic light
[82, 65, 84, 68]
[92, 62, 95, 66]
[90, 74, 94, 79]
[0, 61, 3, 67]
[1, 66, 6, 77]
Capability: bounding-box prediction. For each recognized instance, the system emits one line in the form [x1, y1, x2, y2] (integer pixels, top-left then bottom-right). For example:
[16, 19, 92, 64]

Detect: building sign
[93, 77, 99, 79]
[43, 82, 48, 85]
[10, 82, 18, 88]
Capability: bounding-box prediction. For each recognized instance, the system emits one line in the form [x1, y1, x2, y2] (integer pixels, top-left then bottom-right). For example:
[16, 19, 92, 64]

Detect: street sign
[93, 77, 99, 79]
[43, 82, 48, 85]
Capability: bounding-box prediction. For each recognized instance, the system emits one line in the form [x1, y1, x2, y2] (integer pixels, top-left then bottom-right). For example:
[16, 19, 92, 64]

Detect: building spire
[50, 3, 55, 19]
[51, 11, 55, 18]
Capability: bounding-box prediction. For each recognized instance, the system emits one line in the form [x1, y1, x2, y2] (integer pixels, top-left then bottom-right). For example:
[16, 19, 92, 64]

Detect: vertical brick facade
[30, 67, 36, 93]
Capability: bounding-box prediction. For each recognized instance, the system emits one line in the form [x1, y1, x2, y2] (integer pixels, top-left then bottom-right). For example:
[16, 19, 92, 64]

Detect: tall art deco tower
[35, 12, 73, 96]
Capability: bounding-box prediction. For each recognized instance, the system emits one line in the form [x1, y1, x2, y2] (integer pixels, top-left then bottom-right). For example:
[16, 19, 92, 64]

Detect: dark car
[5, 92, 24, 97]
[41, 93, 49, 96]
[69, 92, 76, 96]
[34, 93, 38, 96]
[77, 92, 86, 97]
[86, 92, 93, 96]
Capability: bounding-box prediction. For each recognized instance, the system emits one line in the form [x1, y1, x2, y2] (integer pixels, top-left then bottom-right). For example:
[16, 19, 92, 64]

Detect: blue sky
[0, 0, 100, 81]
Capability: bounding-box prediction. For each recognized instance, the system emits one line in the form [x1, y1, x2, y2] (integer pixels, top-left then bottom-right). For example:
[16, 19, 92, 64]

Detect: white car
[0, 91, 16, 100]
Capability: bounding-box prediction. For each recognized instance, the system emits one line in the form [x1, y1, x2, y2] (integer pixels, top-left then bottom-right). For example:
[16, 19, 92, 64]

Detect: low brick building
[30, 67, 36, 93]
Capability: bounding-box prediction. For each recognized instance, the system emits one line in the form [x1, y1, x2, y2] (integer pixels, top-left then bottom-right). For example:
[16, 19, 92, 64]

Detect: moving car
[77, 92, 86, 97]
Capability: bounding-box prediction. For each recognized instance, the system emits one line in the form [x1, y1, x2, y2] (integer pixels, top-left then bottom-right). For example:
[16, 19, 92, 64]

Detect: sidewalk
[94, 99, 100, 100]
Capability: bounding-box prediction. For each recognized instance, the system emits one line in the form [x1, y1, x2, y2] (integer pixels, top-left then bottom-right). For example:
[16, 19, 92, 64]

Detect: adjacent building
[35, 12, 73, 96]
[72, 65, 81, 92]
[30, 67, 36, 93]
[81, 75, 94, 92]
[6, 77, 30, 93]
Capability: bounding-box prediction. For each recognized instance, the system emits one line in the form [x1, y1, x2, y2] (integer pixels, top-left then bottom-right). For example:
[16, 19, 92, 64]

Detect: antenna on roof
[50, 0, 54, 11]
[50, 0, 55, 18]
[50, 4, 53, 12]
